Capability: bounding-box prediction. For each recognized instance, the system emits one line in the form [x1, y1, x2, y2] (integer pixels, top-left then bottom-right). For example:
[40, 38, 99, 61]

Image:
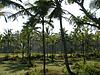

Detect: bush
[72, 62, 100, 75]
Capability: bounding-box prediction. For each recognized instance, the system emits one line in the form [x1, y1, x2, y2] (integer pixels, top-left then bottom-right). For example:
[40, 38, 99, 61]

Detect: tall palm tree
[8, 0, 53, 74]
[49, 0, 76, 75]
[32, 1, 53, 74]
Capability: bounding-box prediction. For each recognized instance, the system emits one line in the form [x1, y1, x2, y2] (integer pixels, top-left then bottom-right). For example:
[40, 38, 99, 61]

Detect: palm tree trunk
[27, 34, 32, 67]
[51, 44, 54, 62]
[42, 16, 46, 75]
[59, 15, 76, 75]
[46, 42, 49, 61]
[83, 40, 86, 64]
[22, 44, 24, 60]
[22, 50, 24, 60]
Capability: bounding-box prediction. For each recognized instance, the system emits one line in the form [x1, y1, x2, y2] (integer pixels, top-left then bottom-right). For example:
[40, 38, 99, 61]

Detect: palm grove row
[0, 0, 100, 75]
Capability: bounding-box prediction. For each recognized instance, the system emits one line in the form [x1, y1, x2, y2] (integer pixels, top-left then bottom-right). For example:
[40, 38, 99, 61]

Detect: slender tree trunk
[83, 41, 86, 64]
[42, 16, 46, 75]
[51, 44, 54, 62]
[7, 41, 10, 59]
[27, 34, 32, 67]
[96, 35, 99, 52]
[82, 34, 86, 64]
[46, 42, 49, 61]
[59, 15, 76, 75]
[22, 44, 25, 60]
[22, 50, 24, 60]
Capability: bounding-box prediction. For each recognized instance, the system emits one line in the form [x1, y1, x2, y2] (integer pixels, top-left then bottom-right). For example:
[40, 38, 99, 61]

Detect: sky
[0, 0, 91, 34]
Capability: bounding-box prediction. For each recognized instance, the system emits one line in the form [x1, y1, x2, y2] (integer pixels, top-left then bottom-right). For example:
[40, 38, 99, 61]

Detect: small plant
[62, 66, 68, 75]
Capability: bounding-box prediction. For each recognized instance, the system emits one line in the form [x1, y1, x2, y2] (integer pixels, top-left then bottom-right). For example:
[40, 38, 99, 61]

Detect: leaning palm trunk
[59, 15, 76, 75]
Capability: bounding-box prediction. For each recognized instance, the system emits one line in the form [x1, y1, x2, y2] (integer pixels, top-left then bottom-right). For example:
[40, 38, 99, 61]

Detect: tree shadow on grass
[2, 61, 29, 73]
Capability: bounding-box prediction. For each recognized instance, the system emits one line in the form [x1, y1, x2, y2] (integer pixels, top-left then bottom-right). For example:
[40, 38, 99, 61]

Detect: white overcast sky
[0, 0, 91, 34]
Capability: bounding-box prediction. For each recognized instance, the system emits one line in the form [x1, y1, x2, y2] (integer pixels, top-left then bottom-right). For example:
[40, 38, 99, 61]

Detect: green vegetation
[0, 0, 100, 75]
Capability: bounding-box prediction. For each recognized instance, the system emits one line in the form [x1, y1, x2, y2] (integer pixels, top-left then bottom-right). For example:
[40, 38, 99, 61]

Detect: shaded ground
[0, 60, 65, 75]
[0, 61, 28, 75]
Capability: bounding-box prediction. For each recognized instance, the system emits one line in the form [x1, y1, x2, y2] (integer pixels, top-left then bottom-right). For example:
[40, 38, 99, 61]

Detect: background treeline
[0, 26, 100, 58]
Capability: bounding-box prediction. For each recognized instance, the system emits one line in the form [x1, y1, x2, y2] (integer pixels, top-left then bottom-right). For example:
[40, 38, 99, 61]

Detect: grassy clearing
[0, 53, 100, 75]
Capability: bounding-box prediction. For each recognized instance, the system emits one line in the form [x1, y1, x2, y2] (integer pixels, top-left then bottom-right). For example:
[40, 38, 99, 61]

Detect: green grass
[0, 60, 99, 75]
[0, 60, 65, 75]
[0, 61, 27, 75]
[0, 53, 100, 75]
[0, 58, 65, 75]
[0, 53, 7, 58]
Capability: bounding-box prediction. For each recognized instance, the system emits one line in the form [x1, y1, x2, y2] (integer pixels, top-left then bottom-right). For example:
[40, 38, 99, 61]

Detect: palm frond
[0, 11, 9, 22]
[0, 0, 23, 9]
[8, 7, 34, 21]
[25, 2, 34, 7]
[44, 20, 54, 28]
[3, 15, 7, 22]
[25, 16, 41, 27]
[17, 0, 22, 2]
[90, 0, 100, 9]
[49, 0, 65, 20]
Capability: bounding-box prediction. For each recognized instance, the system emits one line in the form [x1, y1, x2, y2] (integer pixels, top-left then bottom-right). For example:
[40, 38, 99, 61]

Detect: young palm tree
[21, 25, 33, 66]
[49, 33, 59, 62]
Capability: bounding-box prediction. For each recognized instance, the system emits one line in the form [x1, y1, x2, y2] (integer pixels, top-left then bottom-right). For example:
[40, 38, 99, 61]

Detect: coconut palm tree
[20, 21, 40, 66]
[45, 26, 54, 60]
[49, 33, 59, 62]
[21, 25, 33, 66]
[48, 0, 76, 75]
[8, 0, 53, 74]
[32, 1, 54, 74]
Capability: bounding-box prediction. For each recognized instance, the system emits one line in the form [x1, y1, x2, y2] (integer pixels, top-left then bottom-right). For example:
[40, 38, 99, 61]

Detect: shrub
[72, 62, 100, 75]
